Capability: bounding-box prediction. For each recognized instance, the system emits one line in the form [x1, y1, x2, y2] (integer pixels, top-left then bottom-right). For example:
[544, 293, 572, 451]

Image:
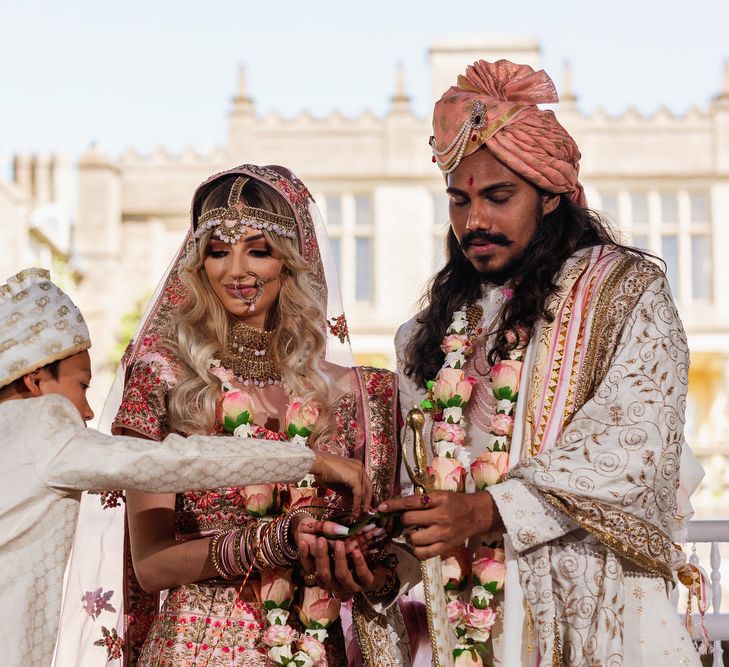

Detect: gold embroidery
[574, 256, 662, 413]
[540, 490, 674, 580]
[552, 616, 563, 666]
[351, 595, 402, 667]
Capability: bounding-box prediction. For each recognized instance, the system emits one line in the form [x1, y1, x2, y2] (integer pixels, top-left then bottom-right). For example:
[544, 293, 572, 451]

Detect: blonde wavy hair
[161, 176, 334, 445]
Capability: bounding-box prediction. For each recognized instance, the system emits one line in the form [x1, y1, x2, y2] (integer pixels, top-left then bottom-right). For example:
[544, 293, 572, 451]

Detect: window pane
[661, 235, 679, 295]
[433, 194, 449, 225]
[689, 191, 710, 225]
[691, 235, 712, 301]
[355, 195, 372, 226]
[632, 234, 649, 250]
[631, 192, 649, 225]
[329, 237, 341, 273]
[325, 196, 341, 227]
[601, 192, 619, 222]
[355, 236, 373, 302]
[659, 192, 678, 224]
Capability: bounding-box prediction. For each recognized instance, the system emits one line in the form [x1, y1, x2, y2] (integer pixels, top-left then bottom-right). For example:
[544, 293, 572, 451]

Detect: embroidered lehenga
[113, 351, 398, 666]
[55, 165, 408, 667]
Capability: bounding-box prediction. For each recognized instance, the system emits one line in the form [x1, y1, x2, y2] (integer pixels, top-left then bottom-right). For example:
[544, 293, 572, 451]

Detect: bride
[104, 165, 409, 666]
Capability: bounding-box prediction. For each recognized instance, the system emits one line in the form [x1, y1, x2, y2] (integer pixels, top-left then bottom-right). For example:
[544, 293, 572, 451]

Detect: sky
[2, 0, 728, 165]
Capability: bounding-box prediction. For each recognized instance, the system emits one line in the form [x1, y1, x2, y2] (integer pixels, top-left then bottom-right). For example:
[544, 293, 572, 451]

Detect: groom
[382, 60, 702, 665]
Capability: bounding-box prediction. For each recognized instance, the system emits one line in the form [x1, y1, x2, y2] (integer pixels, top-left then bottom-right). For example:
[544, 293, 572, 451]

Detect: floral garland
[419, 293, 527, 666]
[208, 359, 340, 667]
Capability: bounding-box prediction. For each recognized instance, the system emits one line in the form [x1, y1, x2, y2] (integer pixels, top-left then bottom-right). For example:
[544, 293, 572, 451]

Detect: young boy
[0, 268, 363, 666]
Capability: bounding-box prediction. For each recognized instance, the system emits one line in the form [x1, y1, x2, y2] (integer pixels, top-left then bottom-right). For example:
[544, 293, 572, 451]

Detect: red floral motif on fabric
[327, 314, 350, 344]
[94, 626, 123, 660]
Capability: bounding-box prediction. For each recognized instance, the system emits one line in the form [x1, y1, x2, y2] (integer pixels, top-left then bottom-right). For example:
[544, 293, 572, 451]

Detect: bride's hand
[310, 452, 372, 515]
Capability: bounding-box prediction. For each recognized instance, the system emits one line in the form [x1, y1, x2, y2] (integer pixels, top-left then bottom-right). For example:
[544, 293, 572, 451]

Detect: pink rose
[476, 546, 505, 563]
[504, 324, 529, 348]
[465, 604, 496, 640]
[442, 547, 471, 591]
[262, 623, 296, 647]
[259, 569, 294, 608]
[432, 421, 466, 446]
[209, 364, 236, 386]
[298, 586, 341, 628]
[490, 413, 513, 437]
[221, 389, 255, 433]
[433, 368, 477, 408]
[440, 334, 471, 354]
[472, 557, 506, 592]
[454, 649, 484, 667]
[447, 599, 467, 624]
[297, 635, 326, 664]
[490, 360, 522, 401]
[288, 485, 320, 509]
[286, 400, 320, 437]
[241, 484, 276, 516]
[470, 451, 509, 489]
[430, 456, 465, 492]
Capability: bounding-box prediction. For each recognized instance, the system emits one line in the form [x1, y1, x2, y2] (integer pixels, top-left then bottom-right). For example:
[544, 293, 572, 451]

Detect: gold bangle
[209, 532, 234, 580]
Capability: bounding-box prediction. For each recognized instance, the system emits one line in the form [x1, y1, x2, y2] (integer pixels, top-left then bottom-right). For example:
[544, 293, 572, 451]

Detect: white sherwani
[0, 394, 315, 667]
[396, 247, 702, 666]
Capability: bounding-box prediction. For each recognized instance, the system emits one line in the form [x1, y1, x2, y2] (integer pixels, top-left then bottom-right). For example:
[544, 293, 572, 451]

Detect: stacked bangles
[209, 508, 312, 579]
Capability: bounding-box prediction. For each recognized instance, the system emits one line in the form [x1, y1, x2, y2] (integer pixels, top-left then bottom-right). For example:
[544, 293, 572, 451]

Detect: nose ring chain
[232, 272, 279, 312]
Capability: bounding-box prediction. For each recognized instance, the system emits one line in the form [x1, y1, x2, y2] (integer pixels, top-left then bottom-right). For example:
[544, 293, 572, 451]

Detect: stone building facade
[5, 39, 729, 501]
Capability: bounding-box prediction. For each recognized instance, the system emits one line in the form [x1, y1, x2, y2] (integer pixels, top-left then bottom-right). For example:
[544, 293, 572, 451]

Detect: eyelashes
[205, 249, 272, 259]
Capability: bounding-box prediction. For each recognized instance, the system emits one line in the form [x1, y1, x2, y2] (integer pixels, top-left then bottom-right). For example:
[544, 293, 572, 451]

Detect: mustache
[459, 230, 513, 249]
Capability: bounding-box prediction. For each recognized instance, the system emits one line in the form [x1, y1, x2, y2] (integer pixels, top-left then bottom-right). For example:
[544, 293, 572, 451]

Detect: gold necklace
[219, 321, 281, 387]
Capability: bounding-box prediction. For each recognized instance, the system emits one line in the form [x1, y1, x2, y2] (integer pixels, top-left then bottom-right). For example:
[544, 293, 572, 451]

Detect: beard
[459, 210, 541, 284]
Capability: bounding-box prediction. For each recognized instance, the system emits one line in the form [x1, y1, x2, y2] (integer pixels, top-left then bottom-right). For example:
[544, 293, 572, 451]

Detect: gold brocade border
[573, 256, 662, 414]
[479, 105, 526, 143]
[351, 595, 402, 667]
[526, 251, 593, 458]
[420, 558, 449, 667]
[355, 367, 399, 506]
[552, 616, 563, 667]
[540, 490, 674, 580]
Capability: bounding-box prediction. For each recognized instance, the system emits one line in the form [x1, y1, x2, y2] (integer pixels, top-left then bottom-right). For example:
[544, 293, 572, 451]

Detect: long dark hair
[402, 194, 656, 387]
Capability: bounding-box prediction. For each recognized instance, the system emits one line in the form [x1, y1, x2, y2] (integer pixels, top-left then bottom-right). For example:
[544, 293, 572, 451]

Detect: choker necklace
[219, 321, 281, 387]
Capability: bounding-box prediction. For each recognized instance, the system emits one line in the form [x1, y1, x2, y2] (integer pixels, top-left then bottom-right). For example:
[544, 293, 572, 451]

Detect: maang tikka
[194, 176, 297, 243]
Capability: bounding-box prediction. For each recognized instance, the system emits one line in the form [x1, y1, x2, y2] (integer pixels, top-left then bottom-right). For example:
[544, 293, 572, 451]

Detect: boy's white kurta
[396, 248, 703, 666]
[0, 393, 315, 667]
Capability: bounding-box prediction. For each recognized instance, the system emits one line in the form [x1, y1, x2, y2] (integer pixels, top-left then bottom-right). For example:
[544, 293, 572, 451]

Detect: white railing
[681, 520, 729, 667]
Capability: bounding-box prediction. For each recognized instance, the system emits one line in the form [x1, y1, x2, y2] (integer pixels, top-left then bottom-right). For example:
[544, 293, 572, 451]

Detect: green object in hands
[322, 510, 403, 540]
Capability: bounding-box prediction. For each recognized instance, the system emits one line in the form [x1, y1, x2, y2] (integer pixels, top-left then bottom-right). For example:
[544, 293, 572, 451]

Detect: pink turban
[431, 59, 586, 207]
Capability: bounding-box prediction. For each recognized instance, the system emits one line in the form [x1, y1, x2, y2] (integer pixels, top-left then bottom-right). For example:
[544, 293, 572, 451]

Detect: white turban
[0, 268, 91, 388]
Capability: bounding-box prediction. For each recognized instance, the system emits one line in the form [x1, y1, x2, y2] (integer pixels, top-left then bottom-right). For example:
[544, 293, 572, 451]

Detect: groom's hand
[378, 491, 503, 560]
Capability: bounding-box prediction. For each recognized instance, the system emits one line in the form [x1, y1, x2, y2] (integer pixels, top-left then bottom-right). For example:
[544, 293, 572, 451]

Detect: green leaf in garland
[420, 398, 434, 411]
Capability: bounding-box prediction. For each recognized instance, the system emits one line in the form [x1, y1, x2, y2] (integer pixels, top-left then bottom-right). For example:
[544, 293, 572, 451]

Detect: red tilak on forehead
[467, 175, 474, 187]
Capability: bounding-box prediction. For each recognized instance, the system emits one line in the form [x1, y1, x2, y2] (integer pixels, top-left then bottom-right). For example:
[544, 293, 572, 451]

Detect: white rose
[495, 398, 514, 414]
[290, 433, 308, 447]
[297, 473, 316, 488]
[471, 585, 493, 608]
[234, 423, 253, 438]
[292, 650, 314, 667]
[488, 434, 507, 450]
[445, 350, 467, 369]
[267, 608, 290, 626]
[465, 627, 491, 643]
[450, 314, 468, 333]
[435, 440, 458, 458]
[305, 627, 328, 642]
[443, 407, 463, 424]
[269, 644, 294, 665]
